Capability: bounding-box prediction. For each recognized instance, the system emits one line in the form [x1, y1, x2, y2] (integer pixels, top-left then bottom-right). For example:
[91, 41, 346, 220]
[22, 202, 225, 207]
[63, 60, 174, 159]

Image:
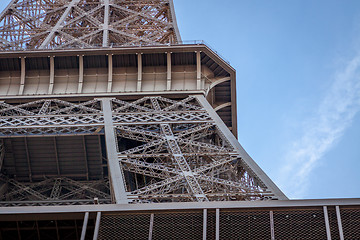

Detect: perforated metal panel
[220, 210, 271, 239]
[1, 203, 360, 239]
[273, 208, 327, 239]
[152, 211, 203, 240]
[98, 213, 150, 240]
[0, 219, 88, 240]
[341, 207, 360, 239]
[207, 211, 216, 240]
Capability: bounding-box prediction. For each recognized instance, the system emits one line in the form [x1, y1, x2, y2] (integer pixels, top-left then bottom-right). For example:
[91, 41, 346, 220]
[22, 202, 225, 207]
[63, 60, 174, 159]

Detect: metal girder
[129, 155, 237, 195]
[0, 99, 104, 137]
[121, 157, 260, 194]
[0, 139, 4, 171]
[49, 178, 62, 199]
[0, 99, 101, 116]
[0, 0, 181, 51]
[0, 175, 111, 205]
[100, 98, 129, 204]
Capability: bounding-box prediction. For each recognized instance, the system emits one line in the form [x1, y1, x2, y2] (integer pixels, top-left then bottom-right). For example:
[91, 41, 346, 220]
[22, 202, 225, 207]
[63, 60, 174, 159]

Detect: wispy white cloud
[278, 55, 360, 199]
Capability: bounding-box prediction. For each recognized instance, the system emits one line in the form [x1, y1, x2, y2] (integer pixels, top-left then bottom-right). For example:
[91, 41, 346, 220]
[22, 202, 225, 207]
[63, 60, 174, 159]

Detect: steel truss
[0, 0, 181, 51]
[0, 174, 111, 206]
[0, 95, 286, 204]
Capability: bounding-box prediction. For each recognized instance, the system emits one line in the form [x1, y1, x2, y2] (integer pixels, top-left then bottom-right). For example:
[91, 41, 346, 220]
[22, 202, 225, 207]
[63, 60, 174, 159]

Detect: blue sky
[1, 0, 360, 199]
[173, 0, 360, 199]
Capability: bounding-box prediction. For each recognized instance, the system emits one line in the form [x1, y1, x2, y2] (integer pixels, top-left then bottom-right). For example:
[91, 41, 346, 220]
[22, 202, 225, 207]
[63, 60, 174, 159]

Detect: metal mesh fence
[341, 206, 360, 240]
[0, 219, 88, 240]
[207, 211, 216, 240]
[273, 208, 328, 240]
[152, 211, 203, 240]
[2, 204, 360, 239]
[219, 210, 271, 239]
[98, 213, 150, 240]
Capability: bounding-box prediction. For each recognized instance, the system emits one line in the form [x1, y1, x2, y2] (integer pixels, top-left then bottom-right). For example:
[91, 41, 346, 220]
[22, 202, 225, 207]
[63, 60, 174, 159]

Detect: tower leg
[100, 98, 129, 204]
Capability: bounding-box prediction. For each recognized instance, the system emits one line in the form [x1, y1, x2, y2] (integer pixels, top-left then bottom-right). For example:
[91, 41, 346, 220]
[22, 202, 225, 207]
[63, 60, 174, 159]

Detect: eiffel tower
[0, 1, 357, 240]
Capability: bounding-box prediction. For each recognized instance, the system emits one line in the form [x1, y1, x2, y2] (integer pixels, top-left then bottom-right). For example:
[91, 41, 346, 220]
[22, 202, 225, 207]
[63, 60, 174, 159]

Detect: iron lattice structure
[0, 0, 181, 50]
[0, 0, 287, 208]
[0, 96, 284, 205]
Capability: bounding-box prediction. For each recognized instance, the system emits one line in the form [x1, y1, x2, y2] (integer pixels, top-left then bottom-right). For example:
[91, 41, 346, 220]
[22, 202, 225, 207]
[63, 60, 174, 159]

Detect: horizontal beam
[0, 90, 206, 100]
[0, 198, 359, 215]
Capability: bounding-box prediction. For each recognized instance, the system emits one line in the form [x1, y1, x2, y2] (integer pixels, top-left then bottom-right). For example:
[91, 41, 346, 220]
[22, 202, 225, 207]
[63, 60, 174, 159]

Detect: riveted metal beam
[167, 52, 172, 90]
[78, 55, 84, 94]
[99, 98, 129, 204]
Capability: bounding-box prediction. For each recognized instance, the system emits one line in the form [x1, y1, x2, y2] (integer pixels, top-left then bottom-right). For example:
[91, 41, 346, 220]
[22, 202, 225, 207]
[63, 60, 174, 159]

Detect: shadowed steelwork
[0, 96, 285, 204]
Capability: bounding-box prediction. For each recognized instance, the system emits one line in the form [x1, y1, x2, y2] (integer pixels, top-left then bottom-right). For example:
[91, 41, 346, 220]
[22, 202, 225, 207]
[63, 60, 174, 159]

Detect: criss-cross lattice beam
[0, 0, 181, 51]
[130, 155, 237, 196]
[0, 175, 111, 204]
[153, 100, 208, 201]
[0, 96, 287, 203]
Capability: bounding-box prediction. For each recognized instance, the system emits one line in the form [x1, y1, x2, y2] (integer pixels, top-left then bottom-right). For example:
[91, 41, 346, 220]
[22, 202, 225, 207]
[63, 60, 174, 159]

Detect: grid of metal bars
[220, 210, 270, 239]
[341, 207, 360, 239]
[98, 213, 150, 240]
[91, 205, 359, 240]
[273, 208, 327, 239]
[152, 211, 203, 239]
[0, 219, 93, 240]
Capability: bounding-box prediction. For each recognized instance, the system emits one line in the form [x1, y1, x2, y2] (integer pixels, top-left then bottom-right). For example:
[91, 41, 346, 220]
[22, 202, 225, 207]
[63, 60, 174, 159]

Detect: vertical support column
[19, 57, 26, 95]
[148, 213, 154, 240]
[323, 206, 332, 240]
[336, 206, 344, 240]
[24, 137, 32, 182]
[99, 98, 128, 204]
[0, 181, 7, 197]
[78, 55, 84, 94]
[48, 56, 55, 94]
[203, 209, 207, 240]
[196, 51, 201, 90]
[270, 211, 275, 240]
[80, 212, 89, 240]
[103, 0, 110, 47]
[0, 139, 5, 171]
[137, 53, 142, 91]
[107, 54, 113, 93]
[166, 52, 171, 90]
[93, 212, 101, 240]
[215, 208, 220, 240]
